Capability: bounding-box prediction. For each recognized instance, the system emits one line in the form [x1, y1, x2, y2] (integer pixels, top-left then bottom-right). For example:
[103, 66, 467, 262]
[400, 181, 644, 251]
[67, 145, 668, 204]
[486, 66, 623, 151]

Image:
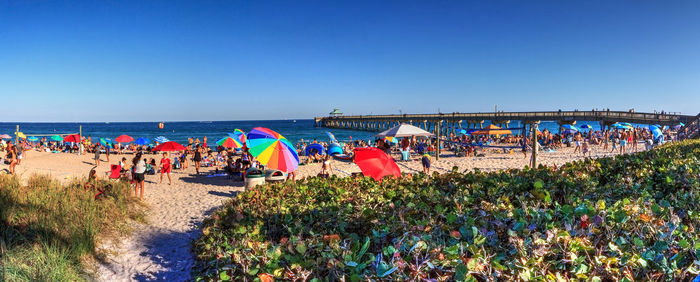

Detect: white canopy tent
[375, 123, 434, 138]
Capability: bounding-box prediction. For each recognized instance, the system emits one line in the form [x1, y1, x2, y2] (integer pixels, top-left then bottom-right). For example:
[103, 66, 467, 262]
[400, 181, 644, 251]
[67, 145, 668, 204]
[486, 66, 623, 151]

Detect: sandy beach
[0, 143, 640, 280]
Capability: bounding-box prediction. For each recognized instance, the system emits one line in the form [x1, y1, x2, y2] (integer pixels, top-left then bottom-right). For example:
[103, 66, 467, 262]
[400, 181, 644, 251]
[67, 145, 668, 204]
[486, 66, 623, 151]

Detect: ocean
[0, 119, 610, 147]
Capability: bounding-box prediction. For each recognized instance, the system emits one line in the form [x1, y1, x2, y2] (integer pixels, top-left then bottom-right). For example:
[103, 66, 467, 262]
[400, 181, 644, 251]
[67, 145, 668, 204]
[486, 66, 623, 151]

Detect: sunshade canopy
[376, 123, 434, 138]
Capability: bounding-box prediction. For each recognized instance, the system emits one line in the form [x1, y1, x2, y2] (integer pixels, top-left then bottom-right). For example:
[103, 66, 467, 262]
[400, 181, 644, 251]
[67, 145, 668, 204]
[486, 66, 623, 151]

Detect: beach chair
[108, 164, 121, 179]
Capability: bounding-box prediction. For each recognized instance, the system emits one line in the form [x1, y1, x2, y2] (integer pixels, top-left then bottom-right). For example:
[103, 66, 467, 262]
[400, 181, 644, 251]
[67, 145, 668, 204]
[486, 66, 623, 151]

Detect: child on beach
[421, 153, 431, 176]
[160, 152, 172, 185]
[582, 141, 590, 157]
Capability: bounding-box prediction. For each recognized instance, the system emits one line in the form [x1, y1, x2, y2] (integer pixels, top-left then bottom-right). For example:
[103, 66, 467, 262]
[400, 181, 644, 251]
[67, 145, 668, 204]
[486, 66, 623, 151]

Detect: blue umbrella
[27, 136, 39, 142]
[154, 136, 169, 143]
[562, 129, 578, 135]
[579, 124, 593, 129]
[561, 124, 579, 131]
[650, 127, 662, 139]
[134, 137, 150, 145]
[459, 129, 468, 135]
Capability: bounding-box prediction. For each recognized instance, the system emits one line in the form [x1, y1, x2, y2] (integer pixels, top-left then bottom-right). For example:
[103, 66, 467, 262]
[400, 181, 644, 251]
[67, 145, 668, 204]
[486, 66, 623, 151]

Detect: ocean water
[0, 119, 609, 147]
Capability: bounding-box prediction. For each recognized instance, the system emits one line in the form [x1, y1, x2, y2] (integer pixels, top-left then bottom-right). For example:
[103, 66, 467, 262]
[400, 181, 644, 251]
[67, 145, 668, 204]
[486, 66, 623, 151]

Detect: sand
[0, 142, 641, 280]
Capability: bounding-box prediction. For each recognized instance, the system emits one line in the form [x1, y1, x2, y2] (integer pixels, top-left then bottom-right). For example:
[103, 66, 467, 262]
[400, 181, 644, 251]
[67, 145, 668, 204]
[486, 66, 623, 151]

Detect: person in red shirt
[160, 152, 172, 185]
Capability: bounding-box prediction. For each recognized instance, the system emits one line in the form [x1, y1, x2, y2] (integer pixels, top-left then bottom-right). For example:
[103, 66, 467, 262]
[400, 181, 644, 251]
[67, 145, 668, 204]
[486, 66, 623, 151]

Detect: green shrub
[194, 140, 700, 281]
[0, 175, 144, 281]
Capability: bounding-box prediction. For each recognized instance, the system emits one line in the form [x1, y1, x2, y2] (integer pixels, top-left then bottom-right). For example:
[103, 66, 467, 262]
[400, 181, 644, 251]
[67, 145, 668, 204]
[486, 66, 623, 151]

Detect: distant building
[329, 108, 343, 117]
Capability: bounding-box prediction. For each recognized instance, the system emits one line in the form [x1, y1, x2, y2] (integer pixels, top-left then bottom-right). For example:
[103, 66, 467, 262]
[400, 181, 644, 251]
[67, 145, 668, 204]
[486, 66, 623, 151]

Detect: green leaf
[219, 271, 231, 281]
[613, 210, 629, 223]
[634, 237, 644, 247]
[296, 242, 307, 254]
[455, 263, 467, 281]
[534, 179, 544, 189]
[356, 237, 370, 260]
[679, 239, 690, 249]
[637, 257, 648, 268]
[467, 258, 478, 271]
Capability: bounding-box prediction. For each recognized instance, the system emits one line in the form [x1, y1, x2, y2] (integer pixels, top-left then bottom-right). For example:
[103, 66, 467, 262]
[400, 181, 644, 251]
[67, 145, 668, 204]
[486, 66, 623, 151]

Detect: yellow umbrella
[16, 132, 26, 139]
[471, 124, 513, 135]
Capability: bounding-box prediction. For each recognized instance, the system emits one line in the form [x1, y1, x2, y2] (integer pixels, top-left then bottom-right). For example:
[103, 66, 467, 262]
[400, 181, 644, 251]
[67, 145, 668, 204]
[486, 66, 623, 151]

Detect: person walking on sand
[573, 134, 582, 154]
[421, 153, 431, 176]
[94, 144, 101, 166]
[5, 142, 17, 175]
[193, 145, 202, 174]
[160, 152, 172, 185]
[132, 152, 146, 200]
[15, 139, 24, 165]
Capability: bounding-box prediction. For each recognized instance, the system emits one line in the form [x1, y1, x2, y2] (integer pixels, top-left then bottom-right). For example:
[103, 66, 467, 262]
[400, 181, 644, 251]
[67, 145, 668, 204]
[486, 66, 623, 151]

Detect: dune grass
[0, 174, 145, 281]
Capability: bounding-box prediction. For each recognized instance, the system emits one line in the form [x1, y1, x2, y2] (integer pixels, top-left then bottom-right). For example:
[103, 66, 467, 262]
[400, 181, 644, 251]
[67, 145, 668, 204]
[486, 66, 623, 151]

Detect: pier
[315, 110, 695, 135]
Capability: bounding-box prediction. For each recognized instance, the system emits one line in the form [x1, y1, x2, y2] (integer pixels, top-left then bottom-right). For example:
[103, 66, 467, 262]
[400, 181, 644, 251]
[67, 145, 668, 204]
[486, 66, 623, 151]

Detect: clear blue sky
[1, 1, 699, 122]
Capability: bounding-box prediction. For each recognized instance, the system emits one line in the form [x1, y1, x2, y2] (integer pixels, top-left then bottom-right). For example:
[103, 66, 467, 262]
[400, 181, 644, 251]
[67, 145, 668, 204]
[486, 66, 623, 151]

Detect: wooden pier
[314, 110, 695, 136]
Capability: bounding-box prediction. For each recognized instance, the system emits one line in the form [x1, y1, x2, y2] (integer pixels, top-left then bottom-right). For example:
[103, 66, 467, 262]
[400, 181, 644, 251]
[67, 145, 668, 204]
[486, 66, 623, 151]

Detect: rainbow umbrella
[217, 136, 243, 148]
[228, 129, 247, 145]
[247, 127, 299, 172]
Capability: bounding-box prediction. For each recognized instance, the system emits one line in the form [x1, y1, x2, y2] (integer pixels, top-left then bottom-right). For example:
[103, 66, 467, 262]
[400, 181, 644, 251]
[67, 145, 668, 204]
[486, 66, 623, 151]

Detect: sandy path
[0, 143, 639, 280]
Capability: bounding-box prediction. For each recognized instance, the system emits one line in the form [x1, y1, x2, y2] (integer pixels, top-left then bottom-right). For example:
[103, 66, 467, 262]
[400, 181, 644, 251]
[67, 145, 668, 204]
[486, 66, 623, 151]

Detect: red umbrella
[353, 147, 401, 181]
[115, 135, 134, 143]
[153, 141, 187, 151]
[63, 134, 81, 143]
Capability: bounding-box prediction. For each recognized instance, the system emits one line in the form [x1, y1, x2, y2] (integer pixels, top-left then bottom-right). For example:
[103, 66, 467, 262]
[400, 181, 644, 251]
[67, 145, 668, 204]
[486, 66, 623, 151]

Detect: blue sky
[1, 1, 699, 122]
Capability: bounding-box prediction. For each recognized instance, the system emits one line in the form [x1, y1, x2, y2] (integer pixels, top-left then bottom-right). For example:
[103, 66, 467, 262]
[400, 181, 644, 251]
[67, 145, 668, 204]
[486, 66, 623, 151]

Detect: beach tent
[376, 123, 434, 138]
[470, 124, 512, 135]
[353, 147, 401, 181]
[327, 143, 343, 155]
[305, 143, 325, 156]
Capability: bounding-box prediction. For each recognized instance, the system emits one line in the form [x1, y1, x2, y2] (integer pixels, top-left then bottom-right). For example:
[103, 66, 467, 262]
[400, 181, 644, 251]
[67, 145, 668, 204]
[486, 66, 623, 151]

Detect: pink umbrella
[0, 134, 11, 139]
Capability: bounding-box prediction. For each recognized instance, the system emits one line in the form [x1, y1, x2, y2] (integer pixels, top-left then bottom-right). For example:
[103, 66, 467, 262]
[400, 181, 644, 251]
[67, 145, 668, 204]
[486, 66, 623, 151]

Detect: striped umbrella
[247, 127, 299, 172]
[99, 138, 112, 146]
[154, 136, 169, 143]
[228, 129, 247, 145]
[217, 136, 243, 148]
